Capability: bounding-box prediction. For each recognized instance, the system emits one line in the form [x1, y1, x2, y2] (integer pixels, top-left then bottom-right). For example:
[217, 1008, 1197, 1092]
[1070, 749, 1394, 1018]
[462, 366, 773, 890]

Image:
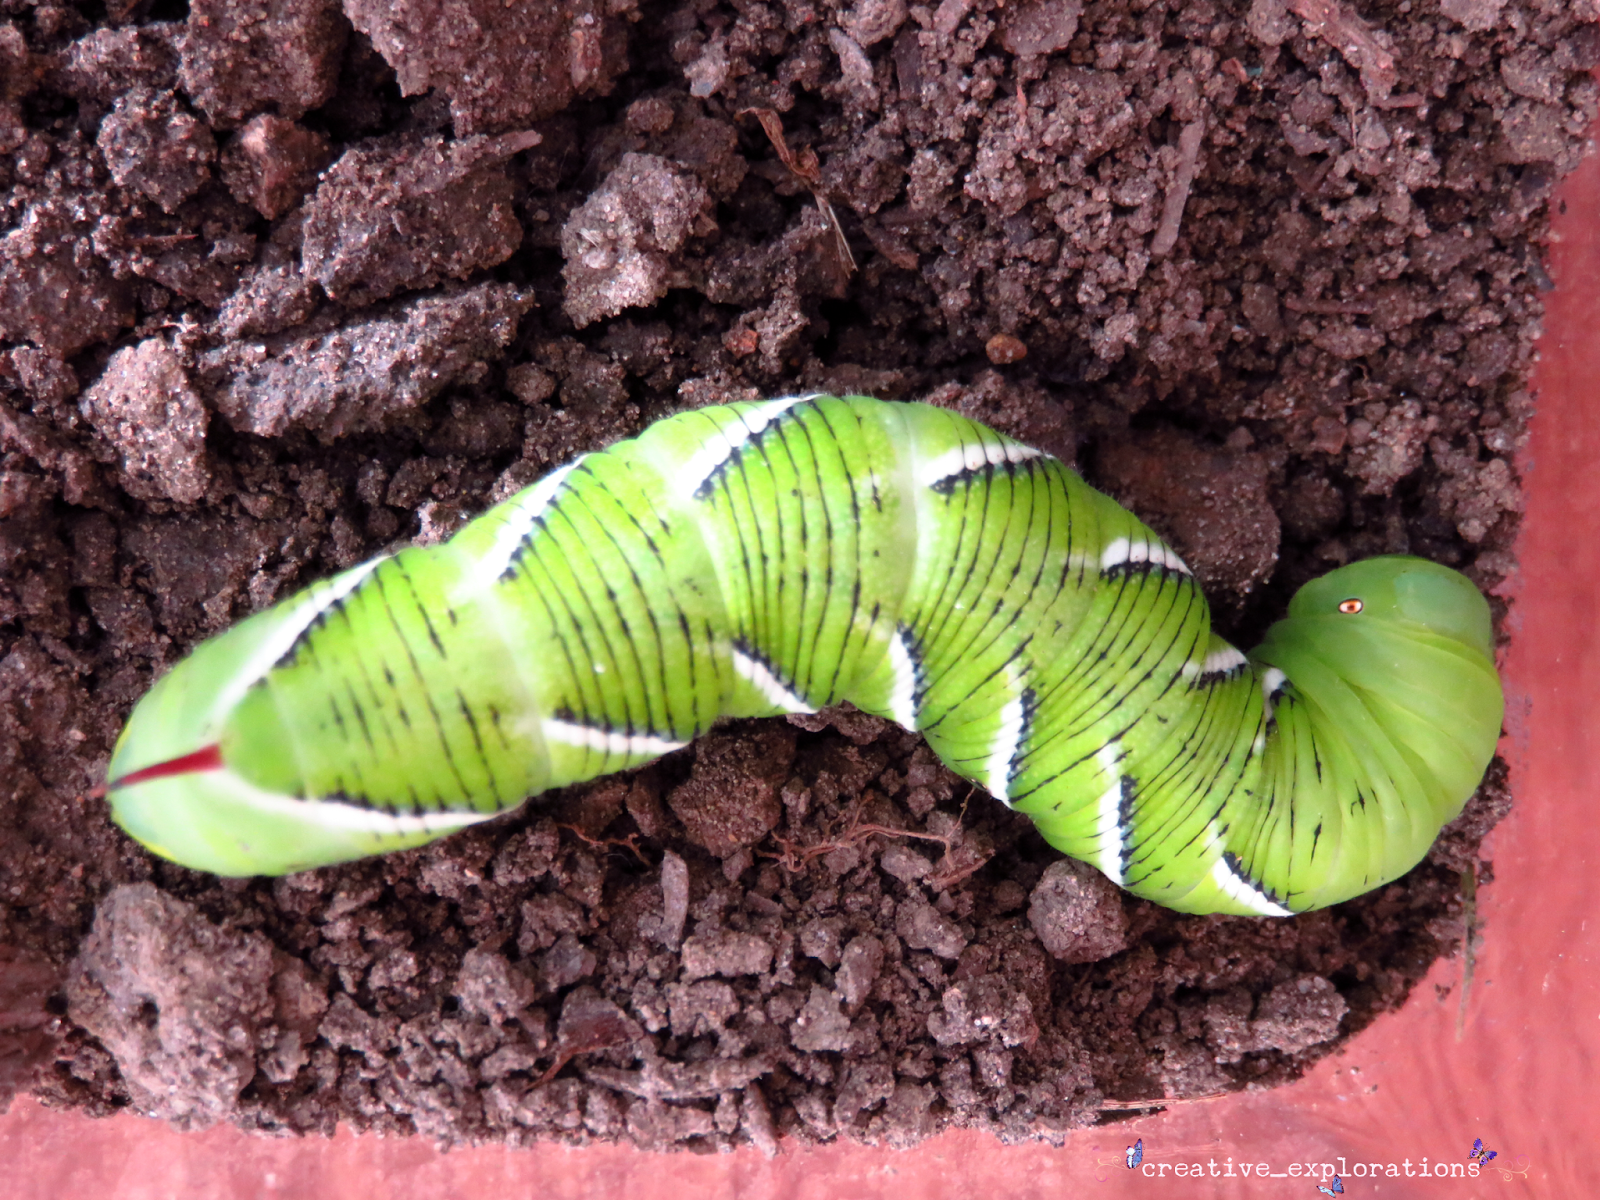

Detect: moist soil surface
[1, 0, 1592, 1152]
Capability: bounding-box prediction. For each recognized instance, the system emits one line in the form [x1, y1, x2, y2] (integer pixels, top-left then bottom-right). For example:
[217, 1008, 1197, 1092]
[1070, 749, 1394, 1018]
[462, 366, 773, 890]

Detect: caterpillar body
[106, 394, 1503, 915]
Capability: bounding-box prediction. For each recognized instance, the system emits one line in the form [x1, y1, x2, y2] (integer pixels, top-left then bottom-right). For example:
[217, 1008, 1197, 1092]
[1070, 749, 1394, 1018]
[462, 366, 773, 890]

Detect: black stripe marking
[555, 470, 662, 736]
[501, 467, 582, 583]
[1017, 569, 1200, 762]
[779, 413, 827, 702]
[1221, 850, 1290, 909]
[808, 402, 868, 704]
[579, 468, 680, 736]
[897, 623, 930, 715]
[1124, 669, 1253, 849]
[921, 453, 1053, 722]
[690, 398, 815, 500]
[745, 413, 807, 696]
[1100, 558, 1190, 580]
[371, 566, 470, 804]
[927, 454, 1044, 496]
[1116, 773, 1138, 876]
[1009, 685, 1039, 795]
[392, 559, 447, 658]
[274, 584, 361, 670]
[455, 688, 500, 800]
[514, 506, 617, 732]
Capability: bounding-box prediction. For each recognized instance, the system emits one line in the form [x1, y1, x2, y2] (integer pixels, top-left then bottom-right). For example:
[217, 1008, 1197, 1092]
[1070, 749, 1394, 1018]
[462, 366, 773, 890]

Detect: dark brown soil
[0, 0, 1590, 1152]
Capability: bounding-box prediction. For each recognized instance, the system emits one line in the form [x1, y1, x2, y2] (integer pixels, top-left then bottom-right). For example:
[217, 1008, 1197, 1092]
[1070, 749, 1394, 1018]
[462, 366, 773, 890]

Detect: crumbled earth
[0, 0, 1584, 1152]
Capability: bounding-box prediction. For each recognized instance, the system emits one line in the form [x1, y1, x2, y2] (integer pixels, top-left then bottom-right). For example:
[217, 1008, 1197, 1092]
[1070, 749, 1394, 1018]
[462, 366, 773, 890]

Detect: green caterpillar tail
[104, 395, 1503, 915]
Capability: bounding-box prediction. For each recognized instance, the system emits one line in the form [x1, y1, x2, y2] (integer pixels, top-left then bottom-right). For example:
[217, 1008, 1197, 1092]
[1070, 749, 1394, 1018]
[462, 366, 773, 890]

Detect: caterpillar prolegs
[105, 395, 1503, 915]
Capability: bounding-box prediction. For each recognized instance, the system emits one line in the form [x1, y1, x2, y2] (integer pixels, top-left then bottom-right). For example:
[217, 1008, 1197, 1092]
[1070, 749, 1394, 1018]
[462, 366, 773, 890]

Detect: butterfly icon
[1315, 1177, 1344, 1196]
[1126, 1138, 1143, 1169]
[1470, 1138, 1498, 1164]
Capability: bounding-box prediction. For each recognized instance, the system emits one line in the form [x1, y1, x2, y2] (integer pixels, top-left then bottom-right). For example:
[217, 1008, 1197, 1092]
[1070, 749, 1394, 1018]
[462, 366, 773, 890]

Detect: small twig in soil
[533, 1013, 635, 1086]
[761, 798, 988, 888]
[556, 823, 649, 866]
[926, 855, 988, 892]
[1097, 1091, 1231, 1112]
[1287, 0, 1395, 103]
[1150, 118, 1206, 258]
[1283, 296, 1376, 315]
[127, 232, 199, 250]
[739, 107, 857, 275]
[1283, 0, 1425, 109]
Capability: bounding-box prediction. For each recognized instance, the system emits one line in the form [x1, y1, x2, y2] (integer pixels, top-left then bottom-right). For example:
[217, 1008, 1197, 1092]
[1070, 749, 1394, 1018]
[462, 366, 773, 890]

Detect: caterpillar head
[1285, 554, 1496, 662]
[1253, 555, 1503, 874]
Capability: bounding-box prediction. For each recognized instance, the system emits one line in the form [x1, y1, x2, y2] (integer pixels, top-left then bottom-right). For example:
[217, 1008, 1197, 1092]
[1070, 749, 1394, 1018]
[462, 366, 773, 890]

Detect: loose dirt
[1, 0, 1590, 1152]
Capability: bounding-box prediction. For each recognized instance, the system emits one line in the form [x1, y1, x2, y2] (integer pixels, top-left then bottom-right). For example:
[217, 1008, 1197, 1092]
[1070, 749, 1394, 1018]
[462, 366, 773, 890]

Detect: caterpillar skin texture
[105, 395, 1503, 915]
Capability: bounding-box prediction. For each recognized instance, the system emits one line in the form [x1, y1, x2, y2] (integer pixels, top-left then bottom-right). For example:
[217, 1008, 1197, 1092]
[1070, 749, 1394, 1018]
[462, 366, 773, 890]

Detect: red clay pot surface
[4, 127, 1596, 1200]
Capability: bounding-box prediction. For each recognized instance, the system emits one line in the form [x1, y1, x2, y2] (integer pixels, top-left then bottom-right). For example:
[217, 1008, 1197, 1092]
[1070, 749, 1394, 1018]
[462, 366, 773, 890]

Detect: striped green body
[106, 395, 1503, 915]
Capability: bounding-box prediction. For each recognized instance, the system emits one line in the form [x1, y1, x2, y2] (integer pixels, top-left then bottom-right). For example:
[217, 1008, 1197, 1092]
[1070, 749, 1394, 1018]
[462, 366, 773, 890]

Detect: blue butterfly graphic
[1315, 1177, 1344, 1196]
[1125, 1138, 1143, 1169]
[1470, 1138, 1498, 1164]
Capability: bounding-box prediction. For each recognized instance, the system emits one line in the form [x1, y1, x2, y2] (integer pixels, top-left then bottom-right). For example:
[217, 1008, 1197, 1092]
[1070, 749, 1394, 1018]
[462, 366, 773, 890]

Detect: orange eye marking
[1338, 598, 1363, 614]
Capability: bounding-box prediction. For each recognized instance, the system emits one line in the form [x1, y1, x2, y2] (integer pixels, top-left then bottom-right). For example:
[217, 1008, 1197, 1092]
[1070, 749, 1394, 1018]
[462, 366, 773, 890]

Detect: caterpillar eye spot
[1338, 598, 1364, 614]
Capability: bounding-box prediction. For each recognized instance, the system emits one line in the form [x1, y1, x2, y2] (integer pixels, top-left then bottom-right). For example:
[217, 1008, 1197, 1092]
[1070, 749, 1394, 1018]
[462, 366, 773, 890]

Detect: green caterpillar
[105, 395, 1503, 915]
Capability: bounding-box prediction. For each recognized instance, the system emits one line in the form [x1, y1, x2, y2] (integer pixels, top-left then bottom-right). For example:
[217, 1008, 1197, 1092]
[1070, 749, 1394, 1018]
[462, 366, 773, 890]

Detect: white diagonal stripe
[1094, 740, 1126, 884]
[681, 395, 816, 500]
[210, 767, 495, 835]
[984, 684, 1026, 804]
[1209, 854, 1294, 917]
[886, 627, 919, 731]
[542, 719, 688, 758]
[1099, 535, 1192, 576]
[917, 439, 1042, 489]
[1260, 667, 1287, 721]
[1202, 645, 1248, 675]
[210, 556, 387, 726]
[462, 457, 586, 595]
[731, 646, 816, 714]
